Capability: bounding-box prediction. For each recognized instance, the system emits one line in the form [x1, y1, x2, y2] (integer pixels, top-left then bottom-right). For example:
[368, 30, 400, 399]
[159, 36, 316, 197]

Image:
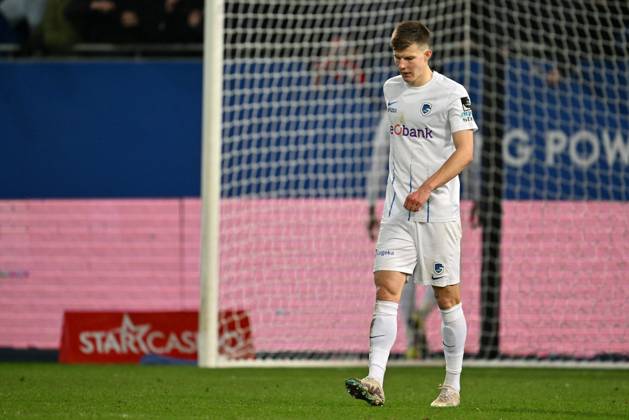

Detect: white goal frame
[199, 0, 223, 368]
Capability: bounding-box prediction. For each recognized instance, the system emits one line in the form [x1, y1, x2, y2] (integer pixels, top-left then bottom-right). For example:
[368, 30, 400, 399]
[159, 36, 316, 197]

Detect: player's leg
[370, 270, 407, 379]
[432, 284, 466, 405]
[345, 270, 406, 406]
[346, 219, 415, 406]
[418, 221, 466, 407]
[430, 284, 465, 407]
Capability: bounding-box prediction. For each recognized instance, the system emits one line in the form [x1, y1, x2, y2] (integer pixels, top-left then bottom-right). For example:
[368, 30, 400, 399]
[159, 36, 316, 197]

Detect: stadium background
[1, 55, 627, 359]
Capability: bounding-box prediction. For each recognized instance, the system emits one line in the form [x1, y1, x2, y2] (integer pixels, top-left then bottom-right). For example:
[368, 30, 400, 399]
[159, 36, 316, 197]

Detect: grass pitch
[1, 363, 627, 419]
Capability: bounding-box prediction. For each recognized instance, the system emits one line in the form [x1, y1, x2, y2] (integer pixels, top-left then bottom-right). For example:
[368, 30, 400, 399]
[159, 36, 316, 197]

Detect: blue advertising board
[0, 59, 626, 200]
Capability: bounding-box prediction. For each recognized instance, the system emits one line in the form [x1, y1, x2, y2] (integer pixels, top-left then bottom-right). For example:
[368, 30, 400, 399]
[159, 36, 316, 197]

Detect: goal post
[199, 0, 224, 368]
[200, 0, 629, 367]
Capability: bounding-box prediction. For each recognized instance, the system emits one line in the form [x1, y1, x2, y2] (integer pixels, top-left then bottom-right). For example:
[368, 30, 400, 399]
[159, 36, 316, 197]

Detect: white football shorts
[373, 218, 462, 287]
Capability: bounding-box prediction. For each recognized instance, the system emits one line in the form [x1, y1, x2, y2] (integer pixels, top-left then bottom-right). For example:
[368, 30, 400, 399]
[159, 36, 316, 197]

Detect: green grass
[1, 363, 628, 419]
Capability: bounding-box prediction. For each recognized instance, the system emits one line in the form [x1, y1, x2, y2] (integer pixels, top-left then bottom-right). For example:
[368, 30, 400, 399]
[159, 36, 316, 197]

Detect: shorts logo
[421, 102, 432, 116]
[433, 262, 445, 277]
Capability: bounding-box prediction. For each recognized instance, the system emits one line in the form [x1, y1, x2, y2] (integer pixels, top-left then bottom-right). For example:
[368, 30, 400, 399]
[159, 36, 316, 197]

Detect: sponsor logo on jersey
[460, 97, 474, 122]
[387, 100, 398, 113]
[461, 110, 474, 123]
[375, 249, 395, 257]
[421, 102, 432, 116]
[390, 123, 433, 140]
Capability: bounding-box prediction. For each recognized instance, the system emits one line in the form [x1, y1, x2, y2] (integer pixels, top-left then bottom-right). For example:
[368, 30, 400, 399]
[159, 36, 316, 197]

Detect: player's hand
[470, 201, 481, 229]
[404, 186, 431, 212]
[366, 205, 379, 241]
[367, 215, 380, 241]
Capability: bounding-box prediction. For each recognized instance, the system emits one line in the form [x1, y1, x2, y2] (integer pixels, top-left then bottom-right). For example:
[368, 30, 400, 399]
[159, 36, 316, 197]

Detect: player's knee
[433, 286, 461, 309]
[375, 286, 399, 302]
[374, 271, 405, 302]
[375, 280, 400, 301]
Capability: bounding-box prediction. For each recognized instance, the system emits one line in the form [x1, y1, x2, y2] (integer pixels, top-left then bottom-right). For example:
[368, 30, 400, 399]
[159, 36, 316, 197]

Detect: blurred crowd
[0, 0, 203, 52]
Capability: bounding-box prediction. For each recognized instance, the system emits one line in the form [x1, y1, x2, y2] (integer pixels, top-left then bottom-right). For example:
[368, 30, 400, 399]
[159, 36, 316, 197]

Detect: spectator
[161, 0, 202, 43]
[65, 0, 162, 44]
[0, 0, 48, 44]
[40, 0, 79, 51]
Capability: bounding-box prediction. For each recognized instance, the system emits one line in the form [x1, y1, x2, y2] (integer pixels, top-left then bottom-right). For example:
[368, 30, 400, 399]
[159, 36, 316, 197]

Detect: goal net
[202, 0, 629, 365]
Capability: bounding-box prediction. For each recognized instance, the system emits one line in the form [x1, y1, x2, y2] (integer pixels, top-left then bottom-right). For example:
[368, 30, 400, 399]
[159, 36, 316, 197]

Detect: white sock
[368, 300, 398, 386]
[440, 303, 467, 392]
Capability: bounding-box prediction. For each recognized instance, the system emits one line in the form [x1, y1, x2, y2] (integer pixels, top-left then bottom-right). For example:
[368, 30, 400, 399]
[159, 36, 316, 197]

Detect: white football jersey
[382, 71, 478, 223]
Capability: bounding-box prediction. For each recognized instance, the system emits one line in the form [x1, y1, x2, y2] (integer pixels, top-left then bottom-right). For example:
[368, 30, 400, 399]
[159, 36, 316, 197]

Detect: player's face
[393, 43, 432, 87]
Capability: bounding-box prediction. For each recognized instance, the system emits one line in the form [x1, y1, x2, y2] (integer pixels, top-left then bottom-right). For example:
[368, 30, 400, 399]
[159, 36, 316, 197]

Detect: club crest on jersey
[421, 102, 432, 116]
[433, 262, 445, 276]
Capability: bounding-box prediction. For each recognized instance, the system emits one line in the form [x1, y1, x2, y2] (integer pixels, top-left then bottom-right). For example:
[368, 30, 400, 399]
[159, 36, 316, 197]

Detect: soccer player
[366, 111, 437, 360]
[346, 20, 477, 408]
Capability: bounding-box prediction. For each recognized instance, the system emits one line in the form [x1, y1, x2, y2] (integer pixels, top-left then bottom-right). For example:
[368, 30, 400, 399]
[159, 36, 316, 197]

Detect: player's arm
[403, 129, 474, 212]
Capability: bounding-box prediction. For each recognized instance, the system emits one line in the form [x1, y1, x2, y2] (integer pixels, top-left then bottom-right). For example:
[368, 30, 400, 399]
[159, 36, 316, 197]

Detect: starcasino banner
[59, 311, 254, 363]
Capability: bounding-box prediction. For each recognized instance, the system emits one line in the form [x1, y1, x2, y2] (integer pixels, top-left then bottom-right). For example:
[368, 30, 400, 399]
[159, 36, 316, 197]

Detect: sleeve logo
[460, 97, 474, 122]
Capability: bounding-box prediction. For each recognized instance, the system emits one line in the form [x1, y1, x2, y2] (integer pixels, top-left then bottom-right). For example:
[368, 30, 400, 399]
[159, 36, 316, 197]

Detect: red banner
[59, 310, 254, 363]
